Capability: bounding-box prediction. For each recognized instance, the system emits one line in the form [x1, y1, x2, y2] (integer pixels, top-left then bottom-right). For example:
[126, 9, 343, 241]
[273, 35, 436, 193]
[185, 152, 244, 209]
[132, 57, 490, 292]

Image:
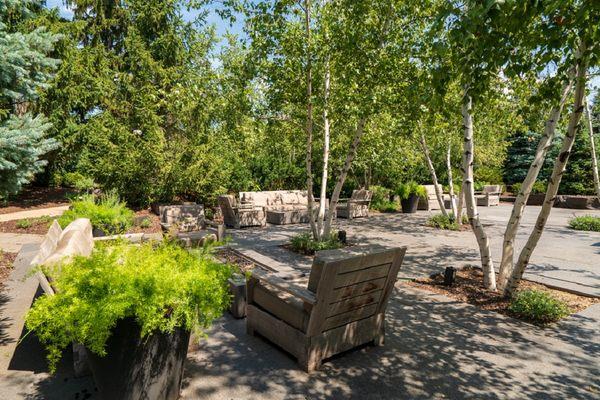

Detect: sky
[44, 0, 245, 42]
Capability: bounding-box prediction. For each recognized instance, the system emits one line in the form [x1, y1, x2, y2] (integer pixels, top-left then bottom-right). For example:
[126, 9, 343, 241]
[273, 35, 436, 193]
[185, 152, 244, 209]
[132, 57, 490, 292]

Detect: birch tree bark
[505, 46, 588, 297]
[323, 118, 367, 237]
[461, 89, 496, 290]
[497, 78, 573, 290]
[446, 141, 458, 218]
[303, 0, 319, 239]
[420, 132, 448, 216]
[584, 96, 600, 201]
[317, 55, 331, 237]
[456, 183, 465, 225]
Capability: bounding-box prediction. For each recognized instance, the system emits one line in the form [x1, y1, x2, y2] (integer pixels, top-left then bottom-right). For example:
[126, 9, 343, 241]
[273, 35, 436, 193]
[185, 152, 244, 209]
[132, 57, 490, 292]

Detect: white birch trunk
[317, 56, 331, 237]
[584, 96, 600, 200]
[446, 141, 458, 218]
[456, 183, 465, 225]
[303, 0, 319, 239]
[323, 118, 367, 237]
[497, 79, 573, 290]
[420, 132, 448, 216]
[505, 46, 588, 297]
[461, 89, 496, 290]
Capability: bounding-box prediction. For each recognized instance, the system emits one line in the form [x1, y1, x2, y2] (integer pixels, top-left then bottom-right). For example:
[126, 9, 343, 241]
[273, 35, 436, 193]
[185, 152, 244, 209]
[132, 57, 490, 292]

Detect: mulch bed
[0, 186, 71, 215]
[0, 251, 17, 290]
[213, 247, 256, 272]
[126, 210, 162, 234]
[0, 216, 55, 235]
[405, 266, 599, 325]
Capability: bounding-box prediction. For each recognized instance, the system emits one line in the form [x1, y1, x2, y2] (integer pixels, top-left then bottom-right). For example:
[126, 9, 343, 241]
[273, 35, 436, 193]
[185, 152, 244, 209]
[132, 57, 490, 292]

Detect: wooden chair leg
[299, 344, 322, 373]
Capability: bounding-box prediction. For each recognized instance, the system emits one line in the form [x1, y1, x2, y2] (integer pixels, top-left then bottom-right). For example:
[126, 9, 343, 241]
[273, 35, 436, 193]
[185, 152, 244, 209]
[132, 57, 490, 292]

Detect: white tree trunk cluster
[420, 132, 448, 217]
[584, 97, 600, 201]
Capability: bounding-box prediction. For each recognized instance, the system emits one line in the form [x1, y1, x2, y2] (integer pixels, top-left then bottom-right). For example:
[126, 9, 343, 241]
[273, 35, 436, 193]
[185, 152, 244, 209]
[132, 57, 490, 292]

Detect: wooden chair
[417, 184, 446, 211]
[336, 189, 373, 219]
[218, 195, 266, 229]
[246, 245, 406, 372]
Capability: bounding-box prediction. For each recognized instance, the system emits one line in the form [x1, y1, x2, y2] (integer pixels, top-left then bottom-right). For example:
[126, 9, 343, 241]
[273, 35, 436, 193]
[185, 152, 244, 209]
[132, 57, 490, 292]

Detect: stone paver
[0, 233, 43, 254]
[0, 206, 69, 223]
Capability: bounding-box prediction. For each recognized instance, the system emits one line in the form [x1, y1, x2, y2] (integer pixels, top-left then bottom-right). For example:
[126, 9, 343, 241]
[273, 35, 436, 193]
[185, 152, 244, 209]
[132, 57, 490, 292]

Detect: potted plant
[397, 182, 427, 213]
[25, 241, 231, 400]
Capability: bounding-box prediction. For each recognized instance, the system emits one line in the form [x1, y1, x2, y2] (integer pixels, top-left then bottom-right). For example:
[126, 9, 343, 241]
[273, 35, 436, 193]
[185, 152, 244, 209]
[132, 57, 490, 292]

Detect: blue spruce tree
[0, 0, 60, 199]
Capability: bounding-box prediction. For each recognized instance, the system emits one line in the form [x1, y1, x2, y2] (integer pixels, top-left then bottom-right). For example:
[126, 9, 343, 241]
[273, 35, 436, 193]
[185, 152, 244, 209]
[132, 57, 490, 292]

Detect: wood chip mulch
[405, 266, 599, 325]
[0, 216, 55, 235]
[126, 210, 162, 234]
[0, 186, 71, 215]
[0, 251, 17, 290]
[213, 247, 256, 272]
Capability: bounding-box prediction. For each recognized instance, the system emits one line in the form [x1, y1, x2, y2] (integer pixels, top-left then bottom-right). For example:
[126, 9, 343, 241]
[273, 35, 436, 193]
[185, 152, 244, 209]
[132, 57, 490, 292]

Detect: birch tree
[584, 96, 600, 200]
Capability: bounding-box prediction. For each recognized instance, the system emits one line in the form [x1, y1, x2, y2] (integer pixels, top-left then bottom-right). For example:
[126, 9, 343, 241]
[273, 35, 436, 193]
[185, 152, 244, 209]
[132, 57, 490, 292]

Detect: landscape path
[0, 206, 69, 223]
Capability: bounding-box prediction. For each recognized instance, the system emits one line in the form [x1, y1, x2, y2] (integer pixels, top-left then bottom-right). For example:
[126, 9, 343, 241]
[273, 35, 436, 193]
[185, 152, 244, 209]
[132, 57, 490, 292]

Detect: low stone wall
[500, 195, 600, 209]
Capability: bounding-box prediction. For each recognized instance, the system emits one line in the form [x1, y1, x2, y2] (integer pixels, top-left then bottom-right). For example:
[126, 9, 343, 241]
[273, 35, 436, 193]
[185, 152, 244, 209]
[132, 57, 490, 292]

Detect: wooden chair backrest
[351, 189, 373, 202]
[305, 246, 406, 335]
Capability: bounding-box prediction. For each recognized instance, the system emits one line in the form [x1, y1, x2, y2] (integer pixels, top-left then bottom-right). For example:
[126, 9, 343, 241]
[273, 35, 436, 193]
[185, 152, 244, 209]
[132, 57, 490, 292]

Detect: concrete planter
[86, 317, 190, 400]
[526, 193, 546, 206]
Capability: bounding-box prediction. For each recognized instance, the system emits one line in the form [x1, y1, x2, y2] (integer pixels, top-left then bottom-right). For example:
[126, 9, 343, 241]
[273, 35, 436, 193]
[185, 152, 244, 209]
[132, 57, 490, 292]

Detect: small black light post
[444, 267, 457, 286]
[337, 230, 347, 244]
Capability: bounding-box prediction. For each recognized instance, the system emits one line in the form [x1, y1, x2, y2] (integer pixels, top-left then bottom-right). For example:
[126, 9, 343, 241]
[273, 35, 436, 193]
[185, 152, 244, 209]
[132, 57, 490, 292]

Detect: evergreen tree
[0, 0, 60, 199]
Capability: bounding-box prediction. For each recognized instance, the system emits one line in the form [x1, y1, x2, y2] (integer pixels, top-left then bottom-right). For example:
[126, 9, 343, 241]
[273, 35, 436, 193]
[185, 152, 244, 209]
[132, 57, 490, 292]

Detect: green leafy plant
[512, 181, 546, 195]
[290, 232, 344, 255]
[426, 214, 468, 230]
[568, 215, 600, 232]
[59, 172, 96, 192]
[58, 191, 135, 234]
[139, 217, 152, 229]
[508, 290, 570, 324]
[369, 186, 398, 212]
[396, 182, 427, 200]
[15, 219, 32, 229]
[25, 241, 232, 372]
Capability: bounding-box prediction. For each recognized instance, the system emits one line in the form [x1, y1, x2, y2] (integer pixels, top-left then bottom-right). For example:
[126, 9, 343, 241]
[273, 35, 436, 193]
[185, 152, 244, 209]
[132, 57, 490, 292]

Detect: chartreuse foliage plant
[58, 191, 134, 234]
[369, 185, 398, 212]
[25, 241, 232, 372]
[508, 290, 570, 324]
[568, 216, 600, 232]
[396, 182, 427, 200]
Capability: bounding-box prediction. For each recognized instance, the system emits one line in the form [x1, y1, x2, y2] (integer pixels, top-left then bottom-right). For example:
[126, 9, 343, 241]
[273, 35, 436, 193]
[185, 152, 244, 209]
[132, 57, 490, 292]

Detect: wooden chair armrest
[250, 268, 316, 305]
[348, 199, 370, 205]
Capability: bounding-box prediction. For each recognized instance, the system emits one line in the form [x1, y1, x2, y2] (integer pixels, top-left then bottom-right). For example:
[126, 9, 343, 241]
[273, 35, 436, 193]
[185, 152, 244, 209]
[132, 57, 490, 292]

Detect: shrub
[16, 219, 32, 229]
[290, 232, 343, 255]
[25, 241, 232, 372]
[139, 217, 152, 228]
[508, 290, 570, 324]
[426, 214, 468, 230]
[568, 215, 600, 232]
[58, 191, 135, 234]
[396, 182, 427, 200]
[512, 181, 546, 195]
[370, 185, 392, 210]
[62, 172, 95, 192]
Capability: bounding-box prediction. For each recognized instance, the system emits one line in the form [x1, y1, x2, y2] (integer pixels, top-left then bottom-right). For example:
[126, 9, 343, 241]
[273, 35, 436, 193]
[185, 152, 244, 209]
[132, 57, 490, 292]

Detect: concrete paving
[228, 204, 600, 297]
[181, 286, 600, 400]
[0, 234, 43, 254]
[0, 206, 69, 223]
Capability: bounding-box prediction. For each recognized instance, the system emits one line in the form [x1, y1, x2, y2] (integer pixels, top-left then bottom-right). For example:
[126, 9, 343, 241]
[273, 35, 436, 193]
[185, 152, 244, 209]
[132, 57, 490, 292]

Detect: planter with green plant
[58, 191, 135, 236]
[396, 182, 427, 213]
[25, 241, 232, 400]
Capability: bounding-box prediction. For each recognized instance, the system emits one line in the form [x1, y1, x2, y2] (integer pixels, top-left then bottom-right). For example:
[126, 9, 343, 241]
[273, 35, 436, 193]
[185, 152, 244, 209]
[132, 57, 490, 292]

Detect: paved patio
[229, 204, 600, 297]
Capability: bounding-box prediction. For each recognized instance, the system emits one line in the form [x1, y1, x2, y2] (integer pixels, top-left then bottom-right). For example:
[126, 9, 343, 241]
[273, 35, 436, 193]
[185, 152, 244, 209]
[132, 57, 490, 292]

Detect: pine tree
[0, 0, 60, 199]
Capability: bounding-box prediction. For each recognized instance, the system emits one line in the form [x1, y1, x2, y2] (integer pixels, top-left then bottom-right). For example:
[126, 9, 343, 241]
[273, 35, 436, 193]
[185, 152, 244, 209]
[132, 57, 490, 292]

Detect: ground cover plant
[289, 232, 344, 255]
[58, 192, 135, 234]
[369, 186, 398, 212]
[568, 215, 600, 232]
[25, 240, 232, 372]
[508, 290, 570, 325]
[427, 214, 469, 231]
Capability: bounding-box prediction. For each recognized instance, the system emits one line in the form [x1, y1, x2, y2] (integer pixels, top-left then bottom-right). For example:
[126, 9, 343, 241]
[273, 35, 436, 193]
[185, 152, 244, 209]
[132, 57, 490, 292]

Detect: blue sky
[45, 0, 245, 40]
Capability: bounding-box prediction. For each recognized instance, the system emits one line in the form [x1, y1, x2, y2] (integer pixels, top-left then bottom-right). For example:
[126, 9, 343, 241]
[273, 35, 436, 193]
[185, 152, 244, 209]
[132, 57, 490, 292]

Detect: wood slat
[322, 303, 378, 331]
[333, 263, 391, 288]
[327, 290, 382, 317]
[330, 277, 387, 302]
